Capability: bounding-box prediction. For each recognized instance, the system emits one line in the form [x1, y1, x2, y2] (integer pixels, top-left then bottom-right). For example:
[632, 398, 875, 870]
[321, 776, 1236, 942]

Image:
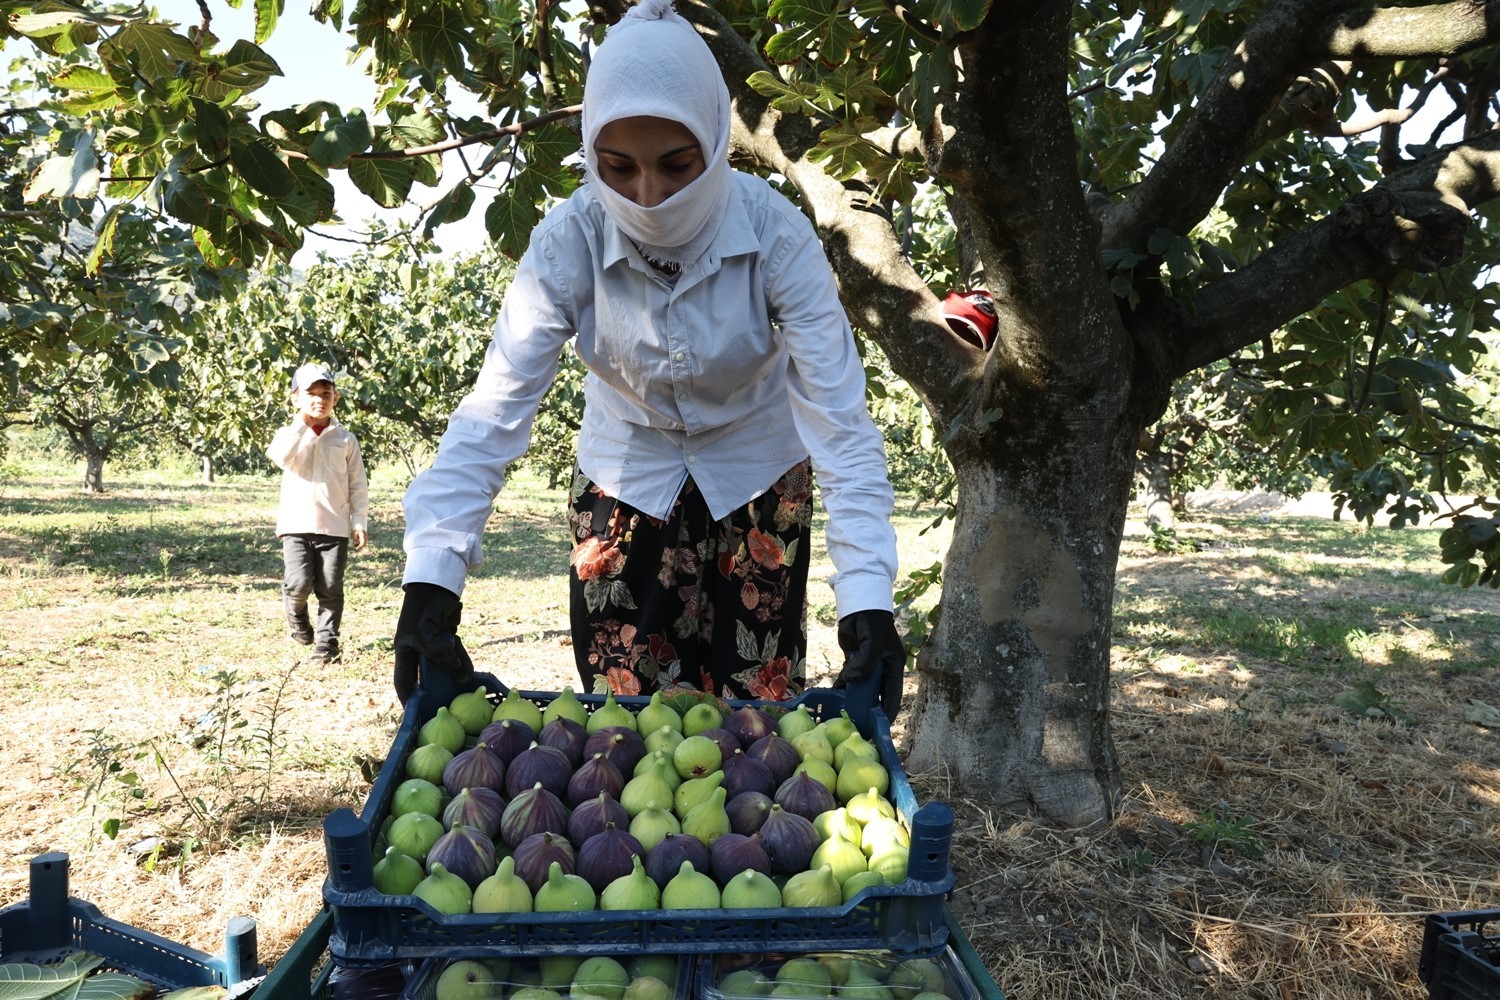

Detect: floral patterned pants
[567, 460, 813, 701]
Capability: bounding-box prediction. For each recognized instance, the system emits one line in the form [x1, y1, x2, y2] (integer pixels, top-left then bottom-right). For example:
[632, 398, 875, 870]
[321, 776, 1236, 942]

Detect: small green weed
[1182, 803, 1265, 859]
[1146, 524, 1198, 554]
[1118, 846, 1157, 876]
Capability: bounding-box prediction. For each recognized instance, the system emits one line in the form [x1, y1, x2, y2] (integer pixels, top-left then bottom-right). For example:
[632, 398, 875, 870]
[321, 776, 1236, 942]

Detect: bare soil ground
[0, 477, 1496, 1000]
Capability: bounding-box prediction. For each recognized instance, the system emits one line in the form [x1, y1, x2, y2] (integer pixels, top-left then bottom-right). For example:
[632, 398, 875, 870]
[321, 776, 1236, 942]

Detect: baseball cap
[942, 290, 998, 350]
[291, 362, 336, 391]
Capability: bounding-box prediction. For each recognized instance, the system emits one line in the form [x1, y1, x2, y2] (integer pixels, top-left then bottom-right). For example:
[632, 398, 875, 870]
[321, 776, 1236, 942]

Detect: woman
[395, 0, 903, 714]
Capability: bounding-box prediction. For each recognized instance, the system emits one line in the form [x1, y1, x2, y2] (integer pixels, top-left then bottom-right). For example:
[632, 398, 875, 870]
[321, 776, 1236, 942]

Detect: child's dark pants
[282, 533, 349, 657]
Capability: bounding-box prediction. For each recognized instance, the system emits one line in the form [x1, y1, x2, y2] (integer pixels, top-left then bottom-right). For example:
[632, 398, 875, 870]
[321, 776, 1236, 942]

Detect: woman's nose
[636, 171, 669, 208]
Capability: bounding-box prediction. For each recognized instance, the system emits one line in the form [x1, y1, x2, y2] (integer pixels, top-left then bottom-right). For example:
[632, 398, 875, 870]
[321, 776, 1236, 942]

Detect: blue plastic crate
[251, 910, 333, 999]
[0, 852, 262, 998]
[404, 952, 694, 1000]
[1419, 909, 1500, 1000]
[323, 672, 954, 964]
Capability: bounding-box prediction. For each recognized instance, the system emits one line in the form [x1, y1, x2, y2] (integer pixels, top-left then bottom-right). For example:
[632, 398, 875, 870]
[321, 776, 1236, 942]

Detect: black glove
[833, 609, 905, 719]
[394, 582, 475, 704]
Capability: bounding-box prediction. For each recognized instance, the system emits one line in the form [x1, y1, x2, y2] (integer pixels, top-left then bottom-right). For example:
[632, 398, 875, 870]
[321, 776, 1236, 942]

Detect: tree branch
[1163, 131, 1500, 375]
[879, 0, 941, 45]
[1319, 0, 1500, 59]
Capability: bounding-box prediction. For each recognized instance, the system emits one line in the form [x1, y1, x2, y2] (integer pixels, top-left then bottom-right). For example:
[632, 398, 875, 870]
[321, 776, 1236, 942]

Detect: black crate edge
[0, 852, 262, 998]
[1419, 909, 1500, 1000]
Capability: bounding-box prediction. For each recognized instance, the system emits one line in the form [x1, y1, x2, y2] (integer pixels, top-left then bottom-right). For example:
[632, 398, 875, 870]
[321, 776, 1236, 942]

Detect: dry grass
[1, 468, 1497, 999]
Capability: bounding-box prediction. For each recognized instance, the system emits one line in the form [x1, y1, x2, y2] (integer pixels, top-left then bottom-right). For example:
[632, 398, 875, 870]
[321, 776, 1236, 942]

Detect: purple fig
[426, 824, 498, 889]
[567, 752, 626, 808]
[644, 832, 711, 889]
[537, 717, 588, 768]
[721, 749, 776, 800]
[568, 790, 630, 847]
[478, 718, 537, 765]
[757, 804, 818, 875]
[709, 832, 772, 887]
[726, 791, 774, 836]
[583, 726, 649, 776]
[697, 728, 740, 762]
[442, 742, 506, 797]
[442, 786, 505, 839]
[500, 782, 569, 848]
[724, 706, 776, 749]
[773, 770, 838, 822]
[511, 831, 576, 894]
[576, 824, 648, 894]
[746, 733, 800, 786]
[505, 743, 573, 799]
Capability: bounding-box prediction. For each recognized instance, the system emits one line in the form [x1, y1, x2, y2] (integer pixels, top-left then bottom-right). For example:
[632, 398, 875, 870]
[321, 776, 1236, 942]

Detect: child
[395, 0, 903, 716]
[267, 362, 369, 662]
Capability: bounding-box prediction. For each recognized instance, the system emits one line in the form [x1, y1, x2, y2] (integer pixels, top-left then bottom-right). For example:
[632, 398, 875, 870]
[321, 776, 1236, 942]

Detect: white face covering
[582, 0, 732, 268]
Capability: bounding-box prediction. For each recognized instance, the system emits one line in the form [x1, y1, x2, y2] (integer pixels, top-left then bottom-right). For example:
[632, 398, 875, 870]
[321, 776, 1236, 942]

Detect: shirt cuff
[403, 548, 471, 597]
[830, 571, 895, 620]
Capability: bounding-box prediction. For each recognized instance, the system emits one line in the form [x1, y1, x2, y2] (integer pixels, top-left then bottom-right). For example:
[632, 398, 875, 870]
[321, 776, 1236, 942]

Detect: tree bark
[83, 448, 105, 494]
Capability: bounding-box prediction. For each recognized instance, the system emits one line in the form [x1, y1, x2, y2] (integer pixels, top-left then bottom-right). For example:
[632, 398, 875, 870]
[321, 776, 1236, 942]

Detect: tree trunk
[202, 455, 215, 483]
[82, 449, 105, 494]
[904, 404, 1140, 826]
[1138, 451, 1177, 530]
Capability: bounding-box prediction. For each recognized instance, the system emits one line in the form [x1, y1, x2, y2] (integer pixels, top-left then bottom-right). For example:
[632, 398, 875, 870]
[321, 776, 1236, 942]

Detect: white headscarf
[582, 0, 732, 268]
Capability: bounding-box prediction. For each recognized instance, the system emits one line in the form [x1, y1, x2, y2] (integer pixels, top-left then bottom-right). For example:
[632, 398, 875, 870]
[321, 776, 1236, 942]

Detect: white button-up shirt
[404, 171, 897, 616]
[267, 416, 369, 539]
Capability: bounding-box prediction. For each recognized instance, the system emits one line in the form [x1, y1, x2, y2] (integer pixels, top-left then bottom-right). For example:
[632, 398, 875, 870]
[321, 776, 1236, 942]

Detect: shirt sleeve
[402, 235, 578, 595]
[763, 205, 898, 616]
[265, 421, 312, 473]
[348, 434, 370, 535]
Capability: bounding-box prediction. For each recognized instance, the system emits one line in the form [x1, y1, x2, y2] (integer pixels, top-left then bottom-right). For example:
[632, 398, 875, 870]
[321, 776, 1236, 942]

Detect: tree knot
[1335, 187, 1468, 272]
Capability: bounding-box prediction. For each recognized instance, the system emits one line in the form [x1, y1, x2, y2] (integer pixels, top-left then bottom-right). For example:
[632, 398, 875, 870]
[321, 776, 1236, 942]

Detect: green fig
[840, 869, 887, 903]
[587, 691, 638, 734]
[717, 969, 773, 998]
[811, 835, 868, 886]
[833, 732, 881, 770]
[630, 957, 679, 984]
[674, 770, 725, 817]
[628, 801, 680, 852]
[661, 859, 721, 908]
[867, 846, 908, 883]
[388, 811, 445, 863]
[835, 760, 890, 804]
[433, 958, 504, 999]
[673, 734, 723, 779]
[418, 707, 467, 754]
[533, 861, 596, 912]
[812, 807, 863, 845]
[634, 750, 683, 789]
[844, 786, 896, 826]
[624, 975, 675, 1000]
[681, 702, 723, 737]
[889, 959, 948, 1000]
[644, 724, 685, 756]
[542, 686, 589, 727]
[720, 868, 783, 909]
[511, 990, 563, 1000]
[472, 855, 532, 913]
[795, 758, 838, 795]
[776, 958, 832, 992]
[777, 705, 818, 741]
[839, 965, 892, 1000]
[405, 743, 455, 786]
[781, 864, 842, 908]
[449, 686, 495, 736]
[681, 785, 730, 846]
[492, 689, 545, 732]
[373, 845, 424, 895]
[539, 956, 583, 988]
[413, 861, 472, 914]
[861, 816, 910, 858]
[791, 729, 835, 767]
[392, 777, 445, 819]
[636, 691, 683, 734]
[815, 712, 857, 749]
[621, 767, 677, 818]
[601, 856, 661, 910]
[572, 957, 631, 1000]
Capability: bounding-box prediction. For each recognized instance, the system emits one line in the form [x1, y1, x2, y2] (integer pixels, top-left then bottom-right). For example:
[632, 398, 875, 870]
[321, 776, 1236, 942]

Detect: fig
[643, 725, 684, 756]
[790, 729, 834, 767]
[586, 692, 637, 734]
[746, 734, 800, 786]
[542, 686, 590, 728]
[568, 752, 626, 808]
[834, 732, 881, 770]
[491, 689, 545, 733]
[373, 845, 424, 895]
[505, 744, 573, 799]
[673, 771, 724, 818]
[643, 832, 710, 888]
[448, 685, 495, 736]
[413, 861, 472, 914]
[717, 969, 773, 996]
[840, 868, 887, 903]
[794, 758, 838, 795]
[533, 860, 596, 911]
[388, 811, 445, 863]
[628, 801, 680, 851]
[660, 860, 720, 909]
[681, 785, 731, 846]
[868, 846, 908, 883]
[846, 787, 897, 826]
[443, 786, 505, 839]
[635, 692, 683, 735]
[540, 957, 582, 989]
[433, 959, 498, 999]
[861, 816, 911, 858]
[633, 749, 682, 789]
[816, 712, 858, 749]
[697, 728, 740, 762]
[427, 824, 498, 889]
[810, 834, 867, 886]
[418, 707, 467, 754]
[672, 735, 723, 780]
[620, 765, 677, 818]
[537, 716, 588, 768]
[405, 743, 454, 787]
[443, 742, 507, 797]
[479, 717, 538, 765]
[511, 831, 576, 894]
[393, 778, 445, 819]
[630, 957, 679, 985]
[625, 976, 674, 1000]
[721, 750, 775, 801]
[774, 771, 837, 822]
[600, 855, 660, 910]
[757, 804, 819, 875]
[726, 791, 774, 836]
[576, 824, 647, 894]
[708, 832, 771, 886]
[777, 704, 817, 741]
[720, 868, 783, 909]
[500, 783, 569, 848]
[812, 807, 863, 846]
[681, 702, 723, 737]
[572, 957, 631, 1000]
[781, 864, 842, 908]
[473, 855, 533, 913]
[568, 790, 630, 846]
[889, 959, 949, 1000]
[835, 760, 890, 804]
[584, 726, 648, 776]
[777, 957, 831, 992]
[723, 705, 775, 748]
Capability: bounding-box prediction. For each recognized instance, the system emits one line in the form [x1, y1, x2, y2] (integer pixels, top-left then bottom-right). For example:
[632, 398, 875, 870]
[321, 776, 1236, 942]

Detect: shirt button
[687, 455, 697, 464]
[673, 352, 686, 362]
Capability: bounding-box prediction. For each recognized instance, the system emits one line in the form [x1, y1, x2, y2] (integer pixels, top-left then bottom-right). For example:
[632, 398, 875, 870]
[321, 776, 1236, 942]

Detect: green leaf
[485, 187, 542, 259]
[214, 39, 283, 93]
[385, 110, 446, 148]
[281, 159, 337, 225]
[931, 0, 992, 32]
[406, 7, 476, 75]
[765, 0, 857, 65]
[191, 97, 232, 158]
[349, 156, 415, 207]
[102, 23, 199, 88]
[423, 182, 476, 237]
[51, 65, 115, 94]
[230, 136, 295, 197]
[308, 111, 373, 167]
[87, 205, 125, 275]
[23, 131, 100, 201]
[254, 0, 285, 44]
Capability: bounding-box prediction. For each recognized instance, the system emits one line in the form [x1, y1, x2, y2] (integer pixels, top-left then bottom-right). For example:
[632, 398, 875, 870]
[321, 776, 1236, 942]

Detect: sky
[151, 0, 494, 264]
